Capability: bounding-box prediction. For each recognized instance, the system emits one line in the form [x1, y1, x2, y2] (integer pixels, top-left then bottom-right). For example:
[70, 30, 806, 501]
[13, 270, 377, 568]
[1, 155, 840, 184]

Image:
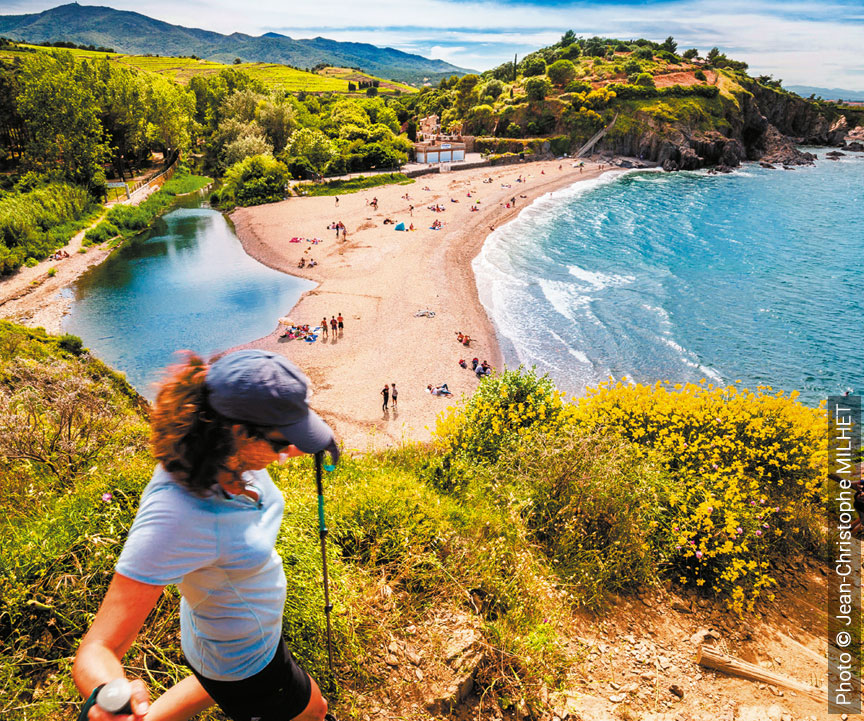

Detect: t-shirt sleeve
[116, 486, 218, 586]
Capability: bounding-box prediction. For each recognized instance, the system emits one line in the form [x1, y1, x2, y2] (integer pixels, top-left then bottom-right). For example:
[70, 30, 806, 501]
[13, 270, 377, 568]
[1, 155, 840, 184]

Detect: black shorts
[189, 639, 312, 721]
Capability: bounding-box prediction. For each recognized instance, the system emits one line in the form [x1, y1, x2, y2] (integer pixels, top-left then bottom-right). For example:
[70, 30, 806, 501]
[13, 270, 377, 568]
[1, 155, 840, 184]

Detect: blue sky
[2, 0, 863, 89]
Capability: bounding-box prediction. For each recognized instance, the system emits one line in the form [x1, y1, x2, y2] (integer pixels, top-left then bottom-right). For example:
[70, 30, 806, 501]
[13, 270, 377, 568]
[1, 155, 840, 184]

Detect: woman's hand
[86, 678, 149, 720]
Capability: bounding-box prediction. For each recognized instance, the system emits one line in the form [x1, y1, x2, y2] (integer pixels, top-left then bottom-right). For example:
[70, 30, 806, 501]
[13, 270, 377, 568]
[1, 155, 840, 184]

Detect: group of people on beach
[455, 331, 471, 346]
[328, 221, 347, 240]
[459, 357, 492, 377]
[279, 313, 343, 341]
[50, 249, 70, 261]
[297, 257, 317, 268]
[319, 314, 344, 338]
[380, 382, 398, 410]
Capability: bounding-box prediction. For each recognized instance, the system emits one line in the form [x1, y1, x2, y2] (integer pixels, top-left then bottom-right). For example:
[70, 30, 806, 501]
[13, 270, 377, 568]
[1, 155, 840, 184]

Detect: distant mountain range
[787, 85, 864, 101]
[0, 3, 471, 85]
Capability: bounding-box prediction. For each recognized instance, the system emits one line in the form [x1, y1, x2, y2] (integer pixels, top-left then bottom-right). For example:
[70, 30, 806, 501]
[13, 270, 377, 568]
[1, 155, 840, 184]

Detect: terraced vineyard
[3, 45, 415, 94]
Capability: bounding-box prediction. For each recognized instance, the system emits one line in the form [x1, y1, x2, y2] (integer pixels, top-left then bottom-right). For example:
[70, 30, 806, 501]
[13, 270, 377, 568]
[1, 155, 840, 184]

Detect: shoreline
[0, 175, 209, 335]
[229, 158, 610, 451]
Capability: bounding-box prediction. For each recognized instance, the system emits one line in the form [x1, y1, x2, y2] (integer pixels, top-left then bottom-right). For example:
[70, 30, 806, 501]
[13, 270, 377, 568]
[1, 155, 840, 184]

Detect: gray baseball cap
[205, 349, 334, 454]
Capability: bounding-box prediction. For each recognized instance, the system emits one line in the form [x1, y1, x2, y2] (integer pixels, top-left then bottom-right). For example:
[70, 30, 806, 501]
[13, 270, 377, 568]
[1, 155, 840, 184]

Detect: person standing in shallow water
[72, 349, 339, 721]
[381, 384, 389, 411]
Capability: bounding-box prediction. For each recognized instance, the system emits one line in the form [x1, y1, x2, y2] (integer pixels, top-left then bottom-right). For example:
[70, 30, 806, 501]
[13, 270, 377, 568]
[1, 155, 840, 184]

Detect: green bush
[57, 332, 85, 354]
[84, 220, 119, 246]
[0, 182, 94, 274]
[524, 77, 551, 101]
[495, 428, 673, 608]
[24, 257, 37, 268]
[521, 55, 547, 77]
[222, 154, 289, 207]
[564, 80, 592, 94]
[635, 72, 656, 87]
[547, 59, 576, 87]
[695, 70, 707, 81]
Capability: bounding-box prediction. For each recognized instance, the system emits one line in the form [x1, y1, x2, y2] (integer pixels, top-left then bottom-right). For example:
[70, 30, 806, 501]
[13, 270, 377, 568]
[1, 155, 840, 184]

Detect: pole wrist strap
[76, 684, 105, 721]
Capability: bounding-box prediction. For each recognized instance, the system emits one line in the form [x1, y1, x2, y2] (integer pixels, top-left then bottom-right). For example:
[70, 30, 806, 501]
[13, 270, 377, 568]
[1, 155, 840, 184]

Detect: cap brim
[276, 408, 333, 454]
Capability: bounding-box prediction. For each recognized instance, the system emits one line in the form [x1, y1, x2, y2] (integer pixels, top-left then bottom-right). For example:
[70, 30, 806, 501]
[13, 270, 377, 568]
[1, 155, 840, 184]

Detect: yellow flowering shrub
[434, 367, 564, 466]
[565, 379, 829, 612]
[433, 371, 830, 613]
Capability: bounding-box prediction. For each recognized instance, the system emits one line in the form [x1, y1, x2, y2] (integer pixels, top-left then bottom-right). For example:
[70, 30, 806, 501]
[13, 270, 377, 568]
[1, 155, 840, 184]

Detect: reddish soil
[653, 70, 718, 88]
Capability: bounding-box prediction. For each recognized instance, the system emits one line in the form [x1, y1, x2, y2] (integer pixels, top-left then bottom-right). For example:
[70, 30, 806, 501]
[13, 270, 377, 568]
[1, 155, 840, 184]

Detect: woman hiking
[73, 349, 339, 721]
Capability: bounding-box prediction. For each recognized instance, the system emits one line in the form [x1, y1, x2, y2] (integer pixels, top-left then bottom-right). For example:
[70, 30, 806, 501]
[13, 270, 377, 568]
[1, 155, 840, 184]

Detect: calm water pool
[63, 196, 314, 399]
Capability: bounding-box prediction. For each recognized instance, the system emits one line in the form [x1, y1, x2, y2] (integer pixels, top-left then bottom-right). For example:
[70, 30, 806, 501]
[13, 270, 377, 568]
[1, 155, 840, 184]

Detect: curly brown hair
[150, 352, 257, 495]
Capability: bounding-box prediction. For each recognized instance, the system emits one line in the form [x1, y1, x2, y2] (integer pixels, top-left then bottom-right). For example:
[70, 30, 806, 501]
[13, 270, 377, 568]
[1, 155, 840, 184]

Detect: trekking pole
[315, 451, 335, 675]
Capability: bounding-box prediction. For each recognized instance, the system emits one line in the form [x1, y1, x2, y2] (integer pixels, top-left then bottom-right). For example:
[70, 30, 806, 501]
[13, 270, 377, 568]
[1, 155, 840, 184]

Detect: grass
[294, 172, 414, 196]
[84, 170, 211, 246]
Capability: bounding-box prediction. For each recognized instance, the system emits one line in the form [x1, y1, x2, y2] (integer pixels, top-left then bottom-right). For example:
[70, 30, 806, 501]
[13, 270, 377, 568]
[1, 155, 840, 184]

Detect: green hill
[418, 35, 862, 169]
[0, 2, 470, 85]
[2, 45, 415, 95]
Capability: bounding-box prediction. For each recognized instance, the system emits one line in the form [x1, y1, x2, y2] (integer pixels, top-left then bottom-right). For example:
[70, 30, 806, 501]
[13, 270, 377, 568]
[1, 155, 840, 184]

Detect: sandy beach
[0, 158, 608, 450]
[231, 158, 607, 451]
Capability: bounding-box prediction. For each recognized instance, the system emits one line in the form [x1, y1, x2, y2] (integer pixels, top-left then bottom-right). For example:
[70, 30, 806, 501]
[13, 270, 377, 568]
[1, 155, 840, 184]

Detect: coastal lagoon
[475, 150, 864, 404]
[63, 196, 314, 398]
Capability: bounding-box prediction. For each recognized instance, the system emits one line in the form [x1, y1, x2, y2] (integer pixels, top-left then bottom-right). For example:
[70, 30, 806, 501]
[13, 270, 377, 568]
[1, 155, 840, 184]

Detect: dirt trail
[344, 556, 834, 721]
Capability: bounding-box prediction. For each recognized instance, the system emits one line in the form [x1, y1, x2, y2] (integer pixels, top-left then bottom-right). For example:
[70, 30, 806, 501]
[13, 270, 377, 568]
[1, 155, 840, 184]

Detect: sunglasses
[254, 431, 294, 454]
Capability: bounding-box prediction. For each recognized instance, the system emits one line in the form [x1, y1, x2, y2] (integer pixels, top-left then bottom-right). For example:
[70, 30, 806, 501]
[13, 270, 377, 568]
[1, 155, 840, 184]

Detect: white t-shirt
[116, 465, 286, 681]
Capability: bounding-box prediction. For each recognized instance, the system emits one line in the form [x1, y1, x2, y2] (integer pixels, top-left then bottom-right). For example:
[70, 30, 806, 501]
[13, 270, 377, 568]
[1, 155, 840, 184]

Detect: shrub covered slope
[0, 323, 833, 719]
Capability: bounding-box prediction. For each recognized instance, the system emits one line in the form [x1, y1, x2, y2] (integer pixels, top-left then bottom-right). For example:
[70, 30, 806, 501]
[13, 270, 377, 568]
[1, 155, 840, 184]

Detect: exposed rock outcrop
[752, 125, 817, 166]
[598, 82, 836, 171]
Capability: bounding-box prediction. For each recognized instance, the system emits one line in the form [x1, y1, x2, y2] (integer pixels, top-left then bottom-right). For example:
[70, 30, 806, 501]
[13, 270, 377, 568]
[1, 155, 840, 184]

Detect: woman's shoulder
[141, 465, 218, 512]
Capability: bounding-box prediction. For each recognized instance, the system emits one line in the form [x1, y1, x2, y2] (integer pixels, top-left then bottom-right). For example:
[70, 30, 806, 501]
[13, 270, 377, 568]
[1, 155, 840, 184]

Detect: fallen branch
[696, 645, 827, 704]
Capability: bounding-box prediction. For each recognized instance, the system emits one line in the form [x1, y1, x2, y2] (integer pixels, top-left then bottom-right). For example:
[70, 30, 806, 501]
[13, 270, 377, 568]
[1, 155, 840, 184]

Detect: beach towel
[304, 334, 318, 342]
[414, 309, 436, 318]
[395, 222, 405, 231]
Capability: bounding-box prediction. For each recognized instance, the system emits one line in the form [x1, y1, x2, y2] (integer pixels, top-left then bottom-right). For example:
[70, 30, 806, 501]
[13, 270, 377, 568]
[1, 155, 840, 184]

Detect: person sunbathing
[462, 335, 470, 346]
[456, 332, 464, 343]
[427, 384, 452, 396]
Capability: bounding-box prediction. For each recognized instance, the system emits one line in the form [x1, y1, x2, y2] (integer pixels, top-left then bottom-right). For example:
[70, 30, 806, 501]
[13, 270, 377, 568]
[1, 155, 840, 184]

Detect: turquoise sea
[473, 150, 864, 404]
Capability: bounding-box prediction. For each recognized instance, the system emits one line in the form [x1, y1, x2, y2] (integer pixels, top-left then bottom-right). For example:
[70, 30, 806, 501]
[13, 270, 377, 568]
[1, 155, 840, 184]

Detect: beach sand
[231, 158, 607, 451]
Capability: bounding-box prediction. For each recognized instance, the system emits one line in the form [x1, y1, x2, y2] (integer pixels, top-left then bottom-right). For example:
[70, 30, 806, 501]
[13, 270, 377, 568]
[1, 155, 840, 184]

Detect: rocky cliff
[599, 78, 850, 171]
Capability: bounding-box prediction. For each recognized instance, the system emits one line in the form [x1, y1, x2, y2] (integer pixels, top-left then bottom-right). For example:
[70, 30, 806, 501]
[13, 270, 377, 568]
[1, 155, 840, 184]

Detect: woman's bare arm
[73, 572, 165, 719]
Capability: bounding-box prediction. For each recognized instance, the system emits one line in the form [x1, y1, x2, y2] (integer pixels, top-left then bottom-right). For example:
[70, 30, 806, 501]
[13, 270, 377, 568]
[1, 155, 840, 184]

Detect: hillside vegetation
[0, 322, 833, 719]
[415, 33, 861, 169]
[0, 3, 468, 85]
[2, 44, 415, 95]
